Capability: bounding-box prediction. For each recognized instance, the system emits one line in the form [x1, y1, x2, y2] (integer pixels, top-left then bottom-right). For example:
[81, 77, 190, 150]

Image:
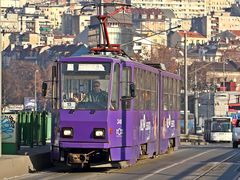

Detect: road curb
[0, 152, 52, 180]
[180, 141, 208, 146]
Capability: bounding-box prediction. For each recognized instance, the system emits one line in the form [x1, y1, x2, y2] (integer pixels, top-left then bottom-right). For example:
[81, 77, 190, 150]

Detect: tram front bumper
[60, 142, 110, 149]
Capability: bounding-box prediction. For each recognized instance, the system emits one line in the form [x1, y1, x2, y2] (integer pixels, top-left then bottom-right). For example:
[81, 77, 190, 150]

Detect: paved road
[8, 143, 240, 180]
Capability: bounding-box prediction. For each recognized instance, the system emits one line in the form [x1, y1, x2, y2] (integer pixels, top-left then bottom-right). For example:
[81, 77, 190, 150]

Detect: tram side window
[122, 67, 132, 110]
[150, 73, 153, 110]
[150, 73, 154, 110]
[150, 73, 157, 110]
[145, 71, 151, 110]
[173, 79, 177, 110]
[177, 80, 181, 111]
[134, 68, 139, 110]
[163, 77, 169, 110]
[111, 64, 120, 110]
[168, 78, 173, 110]
[139, 69, 145, 110]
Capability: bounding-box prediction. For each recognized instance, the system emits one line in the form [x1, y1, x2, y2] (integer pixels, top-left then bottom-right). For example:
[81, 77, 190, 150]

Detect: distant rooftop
[229, 30, 240, 37]
[177, 31, 206, 38]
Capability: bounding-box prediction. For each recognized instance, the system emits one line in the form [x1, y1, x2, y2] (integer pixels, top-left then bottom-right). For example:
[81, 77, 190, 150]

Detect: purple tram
[43, 54, 181, 167]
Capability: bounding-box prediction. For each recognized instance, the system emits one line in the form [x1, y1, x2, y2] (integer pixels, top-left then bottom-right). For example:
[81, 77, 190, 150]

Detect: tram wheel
[167, 147, 174, 154]
[167, 139, 175, 154]
[150, 152, 157, 159]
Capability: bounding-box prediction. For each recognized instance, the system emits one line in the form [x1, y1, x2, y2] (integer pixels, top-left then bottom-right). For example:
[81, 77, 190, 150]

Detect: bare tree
[149, 46, 179, 73]
[3, 60, 42, 105]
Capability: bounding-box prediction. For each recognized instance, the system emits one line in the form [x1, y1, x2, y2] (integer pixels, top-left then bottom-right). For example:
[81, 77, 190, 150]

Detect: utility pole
[98, 0, 103, 46]
[184, 32, 188, 135]
[223, 59, 226, 89]
[194, 67, 199, 134]
[34, 70, 38, 111]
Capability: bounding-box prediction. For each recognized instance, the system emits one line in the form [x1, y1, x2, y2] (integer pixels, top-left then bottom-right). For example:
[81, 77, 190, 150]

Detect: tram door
[121, 65, 135, 148]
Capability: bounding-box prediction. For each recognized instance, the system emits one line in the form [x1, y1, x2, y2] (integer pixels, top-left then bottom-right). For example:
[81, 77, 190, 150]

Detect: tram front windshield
[61, 62, 111, 110]
[211, 120, 231, 132]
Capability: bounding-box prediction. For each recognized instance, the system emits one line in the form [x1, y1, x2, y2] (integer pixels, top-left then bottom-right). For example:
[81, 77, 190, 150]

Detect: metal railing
[17, 111, 51, 148]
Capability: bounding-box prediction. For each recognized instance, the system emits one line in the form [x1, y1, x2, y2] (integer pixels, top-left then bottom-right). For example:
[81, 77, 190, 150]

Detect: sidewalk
[0, 145, 52, 180]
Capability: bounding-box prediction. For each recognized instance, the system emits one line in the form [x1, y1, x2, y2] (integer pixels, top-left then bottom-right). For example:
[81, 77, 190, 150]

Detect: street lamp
[184, 32, 188, 135]
[223, 59, 228, 90]
[35, 70, 39, 111]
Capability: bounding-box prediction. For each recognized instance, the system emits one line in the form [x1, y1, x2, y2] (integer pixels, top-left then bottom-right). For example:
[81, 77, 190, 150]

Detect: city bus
[205, 116, 232, 142]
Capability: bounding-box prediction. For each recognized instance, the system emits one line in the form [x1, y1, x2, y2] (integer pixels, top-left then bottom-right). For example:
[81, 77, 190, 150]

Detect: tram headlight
[93, 128, 105, 139]
[62, 127, 73, 138]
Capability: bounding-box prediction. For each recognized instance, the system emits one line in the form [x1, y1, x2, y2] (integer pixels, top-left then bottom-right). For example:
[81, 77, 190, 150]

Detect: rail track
[192, 150, 240, 180]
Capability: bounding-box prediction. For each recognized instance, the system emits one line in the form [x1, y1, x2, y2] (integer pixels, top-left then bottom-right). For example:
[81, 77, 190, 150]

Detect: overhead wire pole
[34, 70, 38, 111]
[188, 61, 217, 131]
[194, 66, 198, 134]
[99, 0, 103, 46]
[184, 32, 188, 135]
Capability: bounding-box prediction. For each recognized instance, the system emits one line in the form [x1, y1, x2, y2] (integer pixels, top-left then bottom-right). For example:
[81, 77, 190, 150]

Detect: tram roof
[59, 54, 180, 78]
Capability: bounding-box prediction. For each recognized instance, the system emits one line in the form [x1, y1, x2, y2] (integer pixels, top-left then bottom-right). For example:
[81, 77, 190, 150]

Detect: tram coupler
[67, 153, 89, 164]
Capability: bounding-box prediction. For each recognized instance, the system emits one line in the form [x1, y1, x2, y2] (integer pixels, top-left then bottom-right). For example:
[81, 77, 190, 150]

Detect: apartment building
[9, 32, 41, 47]
[61, 7, 96, 35]
[218, 15, 240, 33]
[192, 12, 240, 40]
[19, 14, 51, 34]
[132, 0, 205, 18]
[131, 0, 235, 19]
[1, 11, 52, 46]
[132, 8, 169, 46]
[1, 0, 20, 7]
[39, 5, 67, 30]
[1, 13, 19, 32]
[206, 0, 235, 13]
[132, 8, 191, 47]
[169, 30, 208, 49]
[132, 35, 152, 61]
[73, 8, 96, 34]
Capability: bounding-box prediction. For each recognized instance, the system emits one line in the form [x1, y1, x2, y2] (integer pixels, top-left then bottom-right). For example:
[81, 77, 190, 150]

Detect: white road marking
[138, 149, 216, 180]
[5, 169, 69, 180]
